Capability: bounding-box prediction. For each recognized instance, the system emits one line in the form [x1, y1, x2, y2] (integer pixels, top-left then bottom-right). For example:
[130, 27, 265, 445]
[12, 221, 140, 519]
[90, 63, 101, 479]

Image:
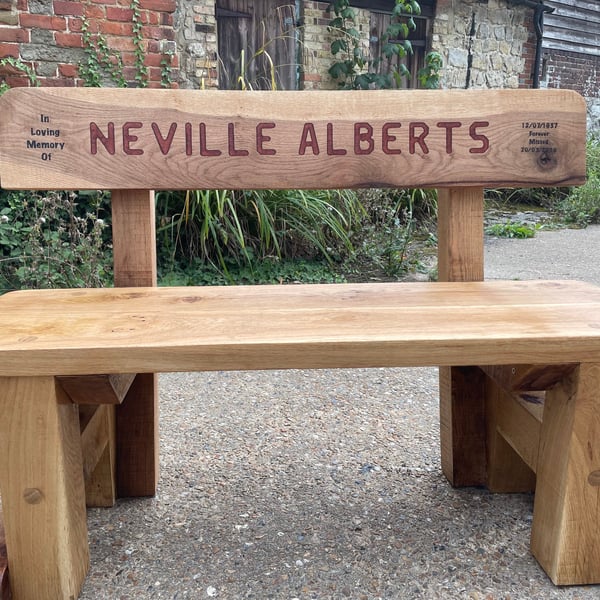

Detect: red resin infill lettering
[89, 120, 491, 157]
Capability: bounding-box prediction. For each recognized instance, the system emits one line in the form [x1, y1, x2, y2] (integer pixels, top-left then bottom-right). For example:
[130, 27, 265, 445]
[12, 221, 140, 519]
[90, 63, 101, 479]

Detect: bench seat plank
[1, 280, 600, 376]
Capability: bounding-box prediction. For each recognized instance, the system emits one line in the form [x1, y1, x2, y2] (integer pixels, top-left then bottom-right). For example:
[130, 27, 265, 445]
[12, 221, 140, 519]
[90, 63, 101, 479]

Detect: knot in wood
[23, 488, 44, 504]
[587, 470, 600, 487]
[537, 148, 557, 171]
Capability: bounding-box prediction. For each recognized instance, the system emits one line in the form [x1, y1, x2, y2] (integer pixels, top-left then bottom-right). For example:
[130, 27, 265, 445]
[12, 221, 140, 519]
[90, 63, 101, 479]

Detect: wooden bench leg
[116, 373, 159, 497]
[531, 363, 600, 585]
[0, 377, 89, 599]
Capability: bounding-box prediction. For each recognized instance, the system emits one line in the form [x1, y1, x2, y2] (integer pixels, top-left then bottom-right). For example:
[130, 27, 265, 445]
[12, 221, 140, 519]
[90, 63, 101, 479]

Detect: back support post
[111, 191, 159, 498]
[437, 187, 487, 487]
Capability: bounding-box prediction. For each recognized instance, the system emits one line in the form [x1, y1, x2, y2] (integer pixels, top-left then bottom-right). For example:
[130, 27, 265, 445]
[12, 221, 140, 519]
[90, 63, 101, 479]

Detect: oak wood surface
[1, 281, 600, 376]
[437, 187, 486, 487]
[111, 190, 159, 498]
[0, 88, 586, 190]
[531, 364, 600, 585]
[0, 377, 89, 599]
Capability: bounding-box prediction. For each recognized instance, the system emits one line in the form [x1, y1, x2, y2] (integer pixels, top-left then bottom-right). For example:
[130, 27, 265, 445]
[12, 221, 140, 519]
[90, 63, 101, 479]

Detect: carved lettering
[382, 123, 402, 155]
[327, 123, 347, 156]
[228, 123, 249, 157]
[469, 121, 490, 154]
[90, 122, 115, 155]
[354, 123, 374, 155]
[152, 122, 177, 155]
[200, 123, 221, 157]
[299, 123, 320, 155]
[436, 121, 461, 154]
[409, 122, 429, 154]
[122, 122, 143, 156]
[256, 122, 276, 156]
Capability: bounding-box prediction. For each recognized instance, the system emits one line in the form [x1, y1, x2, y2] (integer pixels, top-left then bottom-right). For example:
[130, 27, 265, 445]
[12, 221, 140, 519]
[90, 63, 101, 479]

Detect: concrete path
[79, 226, 600, 599]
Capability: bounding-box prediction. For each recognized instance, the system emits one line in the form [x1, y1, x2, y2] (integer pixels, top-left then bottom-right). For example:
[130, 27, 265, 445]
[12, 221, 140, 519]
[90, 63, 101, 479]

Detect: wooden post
[111, 190, 159, 497]
[531, 363, 600, 584]
[437, 187, 487, 487]
[0, 377, 89, 599]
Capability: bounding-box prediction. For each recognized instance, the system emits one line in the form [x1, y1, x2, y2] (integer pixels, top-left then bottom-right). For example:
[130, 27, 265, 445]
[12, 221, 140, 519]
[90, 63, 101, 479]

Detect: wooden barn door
[369, 11, 430, 88]
[217, 0, 298, 90]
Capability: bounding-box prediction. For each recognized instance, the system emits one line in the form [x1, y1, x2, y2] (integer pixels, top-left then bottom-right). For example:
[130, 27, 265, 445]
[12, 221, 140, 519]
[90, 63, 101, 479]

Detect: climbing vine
[0, 56, 40, 96]
[79, 0, 151, 87]
[327, 0, 440, 89]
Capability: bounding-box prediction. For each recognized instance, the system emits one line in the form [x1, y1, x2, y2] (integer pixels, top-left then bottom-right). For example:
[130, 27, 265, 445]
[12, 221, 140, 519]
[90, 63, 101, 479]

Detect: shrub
[558, 137, 600, 226]
[0, 190, 112, 293]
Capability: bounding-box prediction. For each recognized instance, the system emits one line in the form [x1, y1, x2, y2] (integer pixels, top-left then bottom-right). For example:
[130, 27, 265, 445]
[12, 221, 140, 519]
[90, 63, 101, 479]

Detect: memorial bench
[0, 88, 595, 598]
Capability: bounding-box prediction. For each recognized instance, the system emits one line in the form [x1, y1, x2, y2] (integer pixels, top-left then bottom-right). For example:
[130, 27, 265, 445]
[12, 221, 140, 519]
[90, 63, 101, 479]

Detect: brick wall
[0, 0, 178, 88]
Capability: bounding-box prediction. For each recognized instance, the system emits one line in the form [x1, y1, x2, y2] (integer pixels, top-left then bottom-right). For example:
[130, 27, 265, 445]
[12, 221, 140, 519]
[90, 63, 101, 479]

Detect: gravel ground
[80, 225, 600, 600]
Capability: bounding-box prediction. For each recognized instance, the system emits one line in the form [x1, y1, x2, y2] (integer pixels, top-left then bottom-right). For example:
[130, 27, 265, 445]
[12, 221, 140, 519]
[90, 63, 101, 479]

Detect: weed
[485, 222, 537, 239]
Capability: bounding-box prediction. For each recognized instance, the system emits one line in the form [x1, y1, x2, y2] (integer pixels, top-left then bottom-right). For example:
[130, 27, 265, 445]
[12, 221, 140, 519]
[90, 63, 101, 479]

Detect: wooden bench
[0, 88, 594, 598]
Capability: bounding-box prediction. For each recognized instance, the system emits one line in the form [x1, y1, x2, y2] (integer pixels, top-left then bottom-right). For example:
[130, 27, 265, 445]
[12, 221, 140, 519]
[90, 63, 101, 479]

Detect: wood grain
[438, 187, 486, 487]
[531, 363, 600, 584]
[111, 190, 159, 498]
[1, 281, 600, 376]
[0, 377, 89, 599]
[0, 510, 8, 600]
[0, 88, 586, 190]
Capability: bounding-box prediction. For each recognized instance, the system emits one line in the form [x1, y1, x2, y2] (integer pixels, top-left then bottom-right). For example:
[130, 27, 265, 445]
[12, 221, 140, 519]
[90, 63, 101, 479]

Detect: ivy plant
[328, 0, 440, 89]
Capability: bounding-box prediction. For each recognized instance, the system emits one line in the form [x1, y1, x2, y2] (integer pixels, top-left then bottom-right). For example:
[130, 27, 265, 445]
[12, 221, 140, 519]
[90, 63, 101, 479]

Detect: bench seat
[1, 280, 600, 377]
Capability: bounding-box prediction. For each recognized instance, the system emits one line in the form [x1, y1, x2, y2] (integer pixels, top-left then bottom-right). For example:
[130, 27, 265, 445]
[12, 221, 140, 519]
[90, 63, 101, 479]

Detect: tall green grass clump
[558, 137, 600, 227]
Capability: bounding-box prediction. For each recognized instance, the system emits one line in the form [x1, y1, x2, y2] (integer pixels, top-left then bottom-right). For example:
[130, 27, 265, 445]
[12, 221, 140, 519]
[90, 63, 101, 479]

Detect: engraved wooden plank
[57, 374, 136, 405]
[0, 88, 586, 190]
[1, 281, 600, 376]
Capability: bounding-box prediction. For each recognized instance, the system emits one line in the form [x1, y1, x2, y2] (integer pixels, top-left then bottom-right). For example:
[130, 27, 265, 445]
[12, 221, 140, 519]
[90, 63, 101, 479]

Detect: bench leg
[116, 373, 159, 497]
[0, 376, 89, 599]
[531, 363, 600, 585]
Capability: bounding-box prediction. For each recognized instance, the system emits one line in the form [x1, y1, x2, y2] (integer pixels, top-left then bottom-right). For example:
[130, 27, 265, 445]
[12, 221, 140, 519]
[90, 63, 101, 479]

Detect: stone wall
[432, 0, 528, 89]
[174, 0, 217, 89]
[0, 0, 178, 88]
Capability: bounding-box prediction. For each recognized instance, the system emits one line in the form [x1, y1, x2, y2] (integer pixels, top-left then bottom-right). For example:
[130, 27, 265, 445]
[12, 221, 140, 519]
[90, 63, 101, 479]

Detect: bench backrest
[0, 88, 586, 191]
[0, 88, 588, 287]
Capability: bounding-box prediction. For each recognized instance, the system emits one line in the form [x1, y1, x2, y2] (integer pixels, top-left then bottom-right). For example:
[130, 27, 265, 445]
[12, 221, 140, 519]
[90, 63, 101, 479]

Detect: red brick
[142, 25, 174, 40]
[54, 32, 83, 47]
[142, 53, 163, 67]
[3, 76, 31, 87]
[84, 5, 104, 19]
[0, 42, 19, 58]
[0, 27, 29, 42]
[41, 77, 76, 87]
[53, 0, 84, 16]
[68, 17, 83, 32]
[140, 0, 176, 12]
[106, 6, 134, 21]
[161, 12, 173, 26]
[0, 0, 12, 9]
[58, 63, 78, 77]
[17, 0, 27, 9]
[20, 14, 67, 30]
[105, 35, 134, 51]
[99, 20, 133, 36]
